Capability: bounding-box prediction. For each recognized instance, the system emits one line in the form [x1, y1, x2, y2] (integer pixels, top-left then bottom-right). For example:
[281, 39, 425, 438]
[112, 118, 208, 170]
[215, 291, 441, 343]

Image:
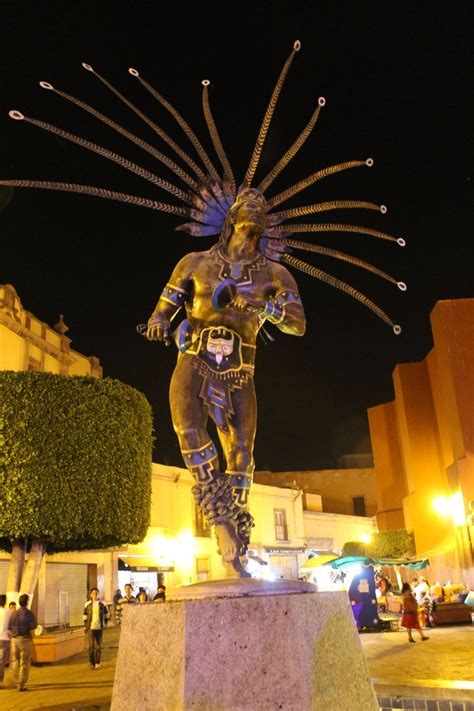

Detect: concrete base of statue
[110, 578, 378, 711]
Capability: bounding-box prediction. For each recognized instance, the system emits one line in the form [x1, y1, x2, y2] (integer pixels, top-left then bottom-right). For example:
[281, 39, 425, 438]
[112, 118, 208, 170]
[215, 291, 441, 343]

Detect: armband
[159, 283, 189, 309]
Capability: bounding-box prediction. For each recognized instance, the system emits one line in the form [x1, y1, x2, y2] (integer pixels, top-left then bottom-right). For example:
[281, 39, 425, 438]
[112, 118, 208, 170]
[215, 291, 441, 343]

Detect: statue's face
[229, 188, 267, 235]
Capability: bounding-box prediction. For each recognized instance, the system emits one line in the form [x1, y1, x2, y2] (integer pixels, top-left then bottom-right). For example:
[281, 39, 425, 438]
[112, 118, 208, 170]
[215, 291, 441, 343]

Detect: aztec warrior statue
[1, 41, 406, 576]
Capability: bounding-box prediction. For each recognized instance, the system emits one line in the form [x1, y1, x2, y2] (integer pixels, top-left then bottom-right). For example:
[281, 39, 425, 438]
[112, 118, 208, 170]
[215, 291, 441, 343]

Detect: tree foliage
[0, 371, 153, 553]
[369, 529, 414, 558]
[342, 541, 367, 557]
[342, 529, 414, 559]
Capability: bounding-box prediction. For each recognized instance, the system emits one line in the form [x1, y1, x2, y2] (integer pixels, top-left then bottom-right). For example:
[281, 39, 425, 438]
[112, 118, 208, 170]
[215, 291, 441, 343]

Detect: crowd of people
[0, 582, 167, 692]
[113, 583, 166, 624]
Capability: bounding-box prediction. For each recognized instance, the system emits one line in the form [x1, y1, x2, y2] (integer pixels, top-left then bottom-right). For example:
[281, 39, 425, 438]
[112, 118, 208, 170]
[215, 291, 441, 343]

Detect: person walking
[83, 587, 109, 670]
[401, 582, 429, 643]
[0, 594, 12, 688]
[8, 593, 37, 691]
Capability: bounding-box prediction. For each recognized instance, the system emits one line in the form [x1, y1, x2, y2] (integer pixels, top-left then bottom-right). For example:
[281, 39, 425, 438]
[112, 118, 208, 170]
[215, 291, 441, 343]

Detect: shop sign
[264, 546, 306, 555]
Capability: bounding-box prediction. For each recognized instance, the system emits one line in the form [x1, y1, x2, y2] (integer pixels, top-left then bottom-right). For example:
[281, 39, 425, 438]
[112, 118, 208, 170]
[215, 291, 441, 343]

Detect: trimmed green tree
[342, 529, 414, 559]
[342, 541, 368, 557]
[0, 371, 153, 601]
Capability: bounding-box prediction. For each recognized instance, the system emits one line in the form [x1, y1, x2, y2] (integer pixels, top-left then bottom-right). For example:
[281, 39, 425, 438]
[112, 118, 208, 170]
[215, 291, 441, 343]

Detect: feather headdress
[1, 40, 406, 333]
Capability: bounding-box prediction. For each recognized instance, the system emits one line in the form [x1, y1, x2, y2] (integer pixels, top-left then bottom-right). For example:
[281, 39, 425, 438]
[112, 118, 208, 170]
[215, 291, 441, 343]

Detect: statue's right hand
[146, 314, 172, 345]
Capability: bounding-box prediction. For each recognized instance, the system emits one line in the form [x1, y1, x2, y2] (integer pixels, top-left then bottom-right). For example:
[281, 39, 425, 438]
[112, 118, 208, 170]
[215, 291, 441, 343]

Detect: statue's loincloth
[183, 325, 255, 433]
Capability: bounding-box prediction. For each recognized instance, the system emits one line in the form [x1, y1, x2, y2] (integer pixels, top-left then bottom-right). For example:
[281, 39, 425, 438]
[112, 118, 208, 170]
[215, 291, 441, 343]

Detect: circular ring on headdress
[393, 325, 402, 335]
[294, 40, 301, 51]
[39, 82, 54, 90]
[366, 158, 374, 167]
[380, 205, 387, 214]
[397, 282, 407, 292]
[397, 238, 406, 247]
[82, 63, 94, 72]
[202, 79, 210, 87]
[318, 97, 326, 107]
[129, 68, 140, 77]
[9, 110, 25, 121]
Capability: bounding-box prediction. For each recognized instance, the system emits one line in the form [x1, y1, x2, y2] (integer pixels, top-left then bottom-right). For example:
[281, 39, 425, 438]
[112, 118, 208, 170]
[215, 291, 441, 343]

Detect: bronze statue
[1, 41, 406, 577]
[146, 187, 305, 575]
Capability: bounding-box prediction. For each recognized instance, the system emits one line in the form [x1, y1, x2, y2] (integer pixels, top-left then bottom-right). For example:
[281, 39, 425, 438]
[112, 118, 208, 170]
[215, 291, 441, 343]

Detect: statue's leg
[216, 379, 257, 576]
[169, 357, 248, 576]
[170, 355, 219, 482]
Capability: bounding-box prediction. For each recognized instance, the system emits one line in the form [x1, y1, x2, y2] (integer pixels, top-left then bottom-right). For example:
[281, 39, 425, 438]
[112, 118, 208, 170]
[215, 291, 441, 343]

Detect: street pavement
[360, 620, 474, 703]
[1, 620, 473, 709]
[0, 626, 120, 711]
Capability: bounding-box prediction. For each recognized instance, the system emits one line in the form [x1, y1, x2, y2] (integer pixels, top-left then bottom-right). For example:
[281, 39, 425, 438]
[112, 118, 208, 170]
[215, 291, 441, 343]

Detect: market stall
[326, 556, 430, 630]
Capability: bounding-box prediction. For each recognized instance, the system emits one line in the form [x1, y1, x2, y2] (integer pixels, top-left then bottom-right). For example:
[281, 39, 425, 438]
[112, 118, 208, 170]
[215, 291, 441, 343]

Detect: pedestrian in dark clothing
[113, 588, 122, 624]
[8, 593, 37, 691]
[153, 585, 167, 603]
[83, 588, 109, 669]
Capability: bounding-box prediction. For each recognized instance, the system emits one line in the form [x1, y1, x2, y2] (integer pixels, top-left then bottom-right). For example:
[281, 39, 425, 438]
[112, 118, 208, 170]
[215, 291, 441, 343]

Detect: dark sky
[0, 4, 472, 470]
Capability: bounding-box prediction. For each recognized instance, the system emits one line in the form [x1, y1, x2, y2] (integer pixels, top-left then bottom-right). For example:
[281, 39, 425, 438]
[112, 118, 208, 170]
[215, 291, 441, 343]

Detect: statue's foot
[222, 559, 252, 579]
[215, 521, 251, 578]
[215, 521, 242, 562]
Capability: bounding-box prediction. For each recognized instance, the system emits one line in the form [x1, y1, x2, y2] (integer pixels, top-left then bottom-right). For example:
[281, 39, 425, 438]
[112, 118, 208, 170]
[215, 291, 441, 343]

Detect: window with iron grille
[195, 557, 210, 582]
[274, 509, 288, 541]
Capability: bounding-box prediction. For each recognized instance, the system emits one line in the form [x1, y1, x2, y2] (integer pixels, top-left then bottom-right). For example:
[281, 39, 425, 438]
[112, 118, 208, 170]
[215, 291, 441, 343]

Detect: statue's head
[220, 187, 267, 246]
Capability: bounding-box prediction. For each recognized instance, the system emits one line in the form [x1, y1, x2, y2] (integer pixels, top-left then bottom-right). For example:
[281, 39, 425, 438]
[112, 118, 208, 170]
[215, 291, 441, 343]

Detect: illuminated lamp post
[432, 492, 474, 588]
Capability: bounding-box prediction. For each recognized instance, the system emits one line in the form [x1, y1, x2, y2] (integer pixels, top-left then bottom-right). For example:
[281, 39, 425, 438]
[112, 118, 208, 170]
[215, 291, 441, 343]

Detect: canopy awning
[247, 551, 268, 565]
[300, 554, 338, 570]
[118, 557, 174, 572]
[328, 556, 430, 571]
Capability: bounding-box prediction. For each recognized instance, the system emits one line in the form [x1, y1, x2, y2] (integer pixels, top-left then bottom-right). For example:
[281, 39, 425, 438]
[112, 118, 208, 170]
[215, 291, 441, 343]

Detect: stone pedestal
[111, 580, 378, 711]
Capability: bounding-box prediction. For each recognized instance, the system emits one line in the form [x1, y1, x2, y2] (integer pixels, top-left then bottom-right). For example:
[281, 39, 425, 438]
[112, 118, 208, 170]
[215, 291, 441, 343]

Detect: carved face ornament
[207, 329, 235, 364]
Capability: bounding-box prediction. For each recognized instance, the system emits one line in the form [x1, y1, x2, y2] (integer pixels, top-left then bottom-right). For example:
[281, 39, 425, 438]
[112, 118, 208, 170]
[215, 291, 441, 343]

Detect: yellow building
[0, 283, 102, 377]
[112, 464, 376, 594]
[113, 463, 308, 594]
[368, 298, 474, 588]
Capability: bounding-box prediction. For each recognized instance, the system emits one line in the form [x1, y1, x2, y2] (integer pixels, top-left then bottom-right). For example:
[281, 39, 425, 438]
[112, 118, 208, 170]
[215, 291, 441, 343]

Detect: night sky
[0, 4, 472, 470]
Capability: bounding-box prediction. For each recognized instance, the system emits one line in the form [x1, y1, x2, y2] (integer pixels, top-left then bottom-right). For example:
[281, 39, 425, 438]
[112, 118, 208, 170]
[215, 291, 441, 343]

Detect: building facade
[368, 299, 474, 587]
[0, 283, 102, 377]
[255, 466, 377, 518]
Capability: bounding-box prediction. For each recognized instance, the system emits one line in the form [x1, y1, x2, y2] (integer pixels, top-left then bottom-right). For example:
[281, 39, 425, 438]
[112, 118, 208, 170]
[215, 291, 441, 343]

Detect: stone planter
[31, 627, 85, 663]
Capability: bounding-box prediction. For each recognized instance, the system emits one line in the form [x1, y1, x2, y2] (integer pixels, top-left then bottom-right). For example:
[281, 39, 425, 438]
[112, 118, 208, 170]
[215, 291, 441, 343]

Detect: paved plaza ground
[1, 618, 473, 710]
[360, 621, 474, 705]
